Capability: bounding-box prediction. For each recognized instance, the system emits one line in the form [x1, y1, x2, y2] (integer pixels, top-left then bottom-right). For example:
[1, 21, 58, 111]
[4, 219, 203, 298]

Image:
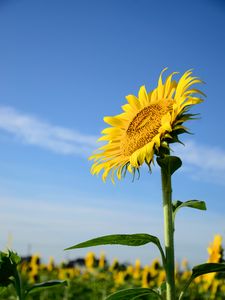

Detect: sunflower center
[122, 100, 173, 156]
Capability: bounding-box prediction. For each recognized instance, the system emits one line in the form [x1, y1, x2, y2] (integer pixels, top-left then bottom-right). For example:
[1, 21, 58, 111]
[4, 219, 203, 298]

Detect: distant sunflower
[207, 235, 223, 263]
[90, 69, 204, 182]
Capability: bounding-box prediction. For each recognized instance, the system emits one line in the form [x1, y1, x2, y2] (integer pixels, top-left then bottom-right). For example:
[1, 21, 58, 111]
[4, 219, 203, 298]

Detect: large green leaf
[65, 234, 166, 267]
[105, 288, 162, 300]
[65, 233, 160, 250]
[192, 263, 225, 277]
[179, 263, 225, 300]
[26, 280, 67, 295]
[173, 200, 206, 218]
[157, 156, 182, 175]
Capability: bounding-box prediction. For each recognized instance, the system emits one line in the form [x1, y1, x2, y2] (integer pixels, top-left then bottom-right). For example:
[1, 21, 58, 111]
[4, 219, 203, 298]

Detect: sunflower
[207, 234, 223, 263]
[90, 69, 204, 182]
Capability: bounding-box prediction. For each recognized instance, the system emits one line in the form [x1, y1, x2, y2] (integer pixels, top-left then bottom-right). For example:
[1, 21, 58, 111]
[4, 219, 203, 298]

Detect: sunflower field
[0, 235, 224, 300]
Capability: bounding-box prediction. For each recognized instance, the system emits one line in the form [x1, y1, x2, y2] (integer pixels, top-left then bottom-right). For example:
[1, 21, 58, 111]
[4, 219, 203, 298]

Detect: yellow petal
[137, 148, 146, 165]
[145, 142, 154, 164]
[150, 88, 158, 103]
[125, 94, 141, 110]
[164, 72, 179, 98]
[138, 85, 149, 107]
[130, 150, 139, 168]
[175, 70, 193, 99]
[104, 116, 127, 128]
[157, 68, 167, 99]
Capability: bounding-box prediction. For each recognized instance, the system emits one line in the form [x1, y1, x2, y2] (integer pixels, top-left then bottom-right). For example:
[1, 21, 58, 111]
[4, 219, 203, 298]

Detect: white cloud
[174, 140, 225, 184]
[0, 105, 225, 184]
[0, 106, 98, 156]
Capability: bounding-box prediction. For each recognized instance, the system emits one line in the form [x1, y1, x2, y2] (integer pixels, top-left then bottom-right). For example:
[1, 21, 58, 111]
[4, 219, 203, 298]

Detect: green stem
[13, 268, 23, 300]
[161, 164, 176, 300]
[157, 241, 166, 270]
[178, 276, 193, 300]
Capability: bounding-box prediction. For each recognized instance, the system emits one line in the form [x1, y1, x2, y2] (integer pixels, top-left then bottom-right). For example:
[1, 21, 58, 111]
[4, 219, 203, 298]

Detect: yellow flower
[201, 235, 223, 285]
[142, 266, 153, 288]
[114, 271, 125, 286]
[110, 258, 119, 272]
[90, 69, 204, 182]
[207, 234, 223, 263]
[133, 259, 141, 279]
[29, 254, 41, 283]
[157, 270, 166, 286]
[98, 252, 106, 269]
[150, 258, 161, 277]
[85, 252, 95, 269]
[47, 256, 55, 272]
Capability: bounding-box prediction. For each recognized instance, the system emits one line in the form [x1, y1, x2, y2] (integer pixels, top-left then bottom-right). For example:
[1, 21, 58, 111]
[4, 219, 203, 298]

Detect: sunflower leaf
[65, 234, 166, 267]
[173, 200, 206, 214]
[173, 200, 206, 225]
[192, 263, 225, 277]
[105, 288, 162, 300]
[178, 263, 225, 300]
[65, 234, 161, 250]
[25, 280, 68, 295]
[157, 156, 182, 175]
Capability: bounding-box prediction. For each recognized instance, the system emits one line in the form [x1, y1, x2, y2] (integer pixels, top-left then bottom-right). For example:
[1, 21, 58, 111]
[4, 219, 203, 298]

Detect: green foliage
[156, 156, 182, 175]
[192, 263, 225, 277]
[173, 200, 207, 214]
[173, 200, 207, 222]
[1, 250, 225, 300]
[179, 263, 225, 300]
[0, 250, 21, 288]
[105, 288, 161, 300]
[65, 234, 161, 250]
[65, 234, 166, 268]
[0, 250, 67, 300]
[26, 280, 68, 295]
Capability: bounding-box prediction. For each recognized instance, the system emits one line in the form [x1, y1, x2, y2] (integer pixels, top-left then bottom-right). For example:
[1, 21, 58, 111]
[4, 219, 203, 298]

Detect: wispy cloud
[0, 106, 97, 156]
[174, 140, 225, 184]
[0, 105, 225, 184]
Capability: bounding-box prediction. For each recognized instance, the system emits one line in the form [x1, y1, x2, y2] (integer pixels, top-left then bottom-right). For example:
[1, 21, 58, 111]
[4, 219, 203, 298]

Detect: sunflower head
[90, 69, 205, 182]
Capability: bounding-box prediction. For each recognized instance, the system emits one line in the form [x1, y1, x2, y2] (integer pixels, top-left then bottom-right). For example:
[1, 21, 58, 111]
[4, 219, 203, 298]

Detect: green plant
[0, 250, 67, 300]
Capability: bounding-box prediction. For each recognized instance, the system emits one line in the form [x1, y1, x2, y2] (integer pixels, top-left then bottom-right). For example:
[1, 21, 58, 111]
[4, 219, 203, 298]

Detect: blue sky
[0, 0, 225, 266]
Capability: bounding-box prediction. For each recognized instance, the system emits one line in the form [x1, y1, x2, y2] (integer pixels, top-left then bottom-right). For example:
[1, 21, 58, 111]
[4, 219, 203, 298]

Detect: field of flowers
[0, 235, 225, 300]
